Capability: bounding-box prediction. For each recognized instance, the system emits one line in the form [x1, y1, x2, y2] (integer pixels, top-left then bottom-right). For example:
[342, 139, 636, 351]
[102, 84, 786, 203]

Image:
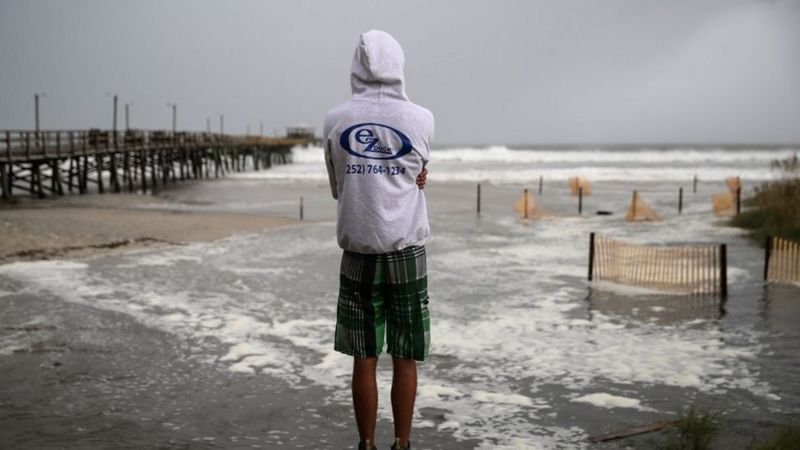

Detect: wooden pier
[0, 129, 310, 199]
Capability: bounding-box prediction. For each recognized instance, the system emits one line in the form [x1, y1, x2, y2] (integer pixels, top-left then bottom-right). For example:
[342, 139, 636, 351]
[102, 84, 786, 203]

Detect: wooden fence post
[524, 188, 529, 219]
[764, 236, 772, 281]
[678, 187, 683, 214]
[719, 244, 728, 298]
[779, 238, 786, 282]
[476, 183, 481, 216]
[588, 232, 596, 281]
[736, 187, 741, 216]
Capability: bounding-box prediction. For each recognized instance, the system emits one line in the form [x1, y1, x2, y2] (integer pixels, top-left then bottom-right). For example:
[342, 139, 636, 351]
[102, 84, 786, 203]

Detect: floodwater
[1, 146, 798, 449]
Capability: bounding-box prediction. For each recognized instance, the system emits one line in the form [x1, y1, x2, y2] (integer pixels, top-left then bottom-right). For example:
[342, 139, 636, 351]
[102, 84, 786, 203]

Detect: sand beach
[0, 193, 299, 264]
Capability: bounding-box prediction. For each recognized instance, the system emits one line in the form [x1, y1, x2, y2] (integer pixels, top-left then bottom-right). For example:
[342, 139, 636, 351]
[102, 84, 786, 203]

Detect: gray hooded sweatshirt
[324, 30, 435, 254]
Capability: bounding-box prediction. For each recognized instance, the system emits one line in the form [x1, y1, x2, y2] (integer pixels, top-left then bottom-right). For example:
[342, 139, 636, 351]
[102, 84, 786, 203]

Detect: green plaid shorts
[334, 245, 430, 361]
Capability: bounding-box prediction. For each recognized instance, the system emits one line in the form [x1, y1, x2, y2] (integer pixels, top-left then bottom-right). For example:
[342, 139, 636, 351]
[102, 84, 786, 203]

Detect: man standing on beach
[323, 30, 434, 450]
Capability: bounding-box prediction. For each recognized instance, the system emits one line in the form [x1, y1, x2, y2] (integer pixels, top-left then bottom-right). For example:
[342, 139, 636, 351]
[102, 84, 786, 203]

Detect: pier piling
[0, 129, 304, 200]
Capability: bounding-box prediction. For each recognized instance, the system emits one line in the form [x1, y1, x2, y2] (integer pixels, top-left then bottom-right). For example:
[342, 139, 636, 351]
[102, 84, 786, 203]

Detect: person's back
[324, 30, 434, 255]
[324, 30, 434, 450]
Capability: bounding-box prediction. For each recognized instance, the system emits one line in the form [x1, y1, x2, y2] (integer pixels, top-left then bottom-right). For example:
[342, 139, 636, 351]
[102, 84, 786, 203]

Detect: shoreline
[1, 172, 798, 448]
[0, 193, 301, 265]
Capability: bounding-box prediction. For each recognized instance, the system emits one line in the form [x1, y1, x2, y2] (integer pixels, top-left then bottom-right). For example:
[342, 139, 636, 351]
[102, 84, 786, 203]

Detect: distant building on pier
[286, 124, 315, 140]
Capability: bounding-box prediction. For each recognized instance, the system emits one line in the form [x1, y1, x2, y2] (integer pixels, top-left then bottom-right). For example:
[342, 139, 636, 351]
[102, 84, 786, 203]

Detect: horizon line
[432, 142, 800, 149]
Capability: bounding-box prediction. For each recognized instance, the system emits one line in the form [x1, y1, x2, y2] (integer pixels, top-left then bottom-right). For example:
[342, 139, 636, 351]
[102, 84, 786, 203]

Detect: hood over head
[351, 30, 408, 101]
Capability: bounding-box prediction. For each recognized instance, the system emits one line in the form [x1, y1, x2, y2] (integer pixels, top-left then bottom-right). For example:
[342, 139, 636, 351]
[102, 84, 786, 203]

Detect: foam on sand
[417, 384, 464, 401]
[572, 392, 655, 411]
[472, 390, 536, 407]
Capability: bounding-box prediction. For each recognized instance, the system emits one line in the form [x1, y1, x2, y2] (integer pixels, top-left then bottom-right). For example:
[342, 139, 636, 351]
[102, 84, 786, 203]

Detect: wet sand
[0, 192, 359, 448]
[2, 171, 798, 448]
[0, 290, 353, 449]
[0, 290, 481, 449]
[0, 193, 300, 264]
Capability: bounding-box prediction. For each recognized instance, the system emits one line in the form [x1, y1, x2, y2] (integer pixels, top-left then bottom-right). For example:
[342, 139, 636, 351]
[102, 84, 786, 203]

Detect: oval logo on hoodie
[340, 123, 413, 160]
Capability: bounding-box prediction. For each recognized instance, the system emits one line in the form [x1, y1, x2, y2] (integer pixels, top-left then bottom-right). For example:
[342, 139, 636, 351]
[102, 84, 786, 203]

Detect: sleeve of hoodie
[323, 115, 338, 200]
[425, 109, 435, 160]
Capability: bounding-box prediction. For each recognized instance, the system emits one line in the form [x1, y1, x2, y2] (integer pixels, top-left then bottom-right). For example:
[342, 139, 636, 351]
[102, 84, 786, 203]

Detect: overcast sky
[1, 0, 798, 145]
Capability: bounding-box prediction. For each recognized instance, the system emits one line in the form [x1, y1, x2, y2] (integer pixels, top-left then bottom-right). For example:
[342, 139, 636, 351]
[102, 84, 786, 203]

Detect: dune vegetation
[731, 154, 800, 245]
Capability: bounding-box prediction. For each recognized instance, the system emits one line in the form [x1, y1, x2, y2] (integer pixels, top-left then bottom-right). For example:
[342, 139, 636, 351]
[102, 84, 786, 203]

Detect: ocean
[1, 145, 798, 449]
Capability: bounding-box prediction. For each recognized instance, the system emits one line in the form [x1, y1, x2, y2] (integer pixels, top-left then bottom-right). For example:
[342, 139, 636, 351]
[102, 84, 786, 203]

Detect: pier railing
[1, 129, 305, 163]
[1, 129, 311, 199]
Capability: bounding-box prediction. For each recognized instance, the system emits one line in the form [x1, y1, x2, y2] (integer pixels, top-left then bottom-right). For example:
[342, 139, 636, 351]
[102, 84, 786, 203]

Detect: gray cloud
[1, 0, 798, 145]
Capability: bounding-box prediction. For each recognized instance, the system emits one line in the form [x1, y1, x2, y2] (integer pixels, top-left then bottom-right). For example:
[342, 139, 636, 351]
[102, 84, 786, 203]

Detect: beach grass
[749, 423, 800, 450]
[645, 405, 799, 450]
[731, 155, 800, 244]
[654, 406, 720, 450]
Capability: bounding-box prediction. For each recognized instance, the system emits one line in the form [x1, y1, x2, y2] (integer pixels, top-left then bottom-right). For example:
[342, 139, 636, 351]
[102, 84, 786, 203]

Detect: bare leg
[391, 357, 417, 446]
[353, 357, 379, 442]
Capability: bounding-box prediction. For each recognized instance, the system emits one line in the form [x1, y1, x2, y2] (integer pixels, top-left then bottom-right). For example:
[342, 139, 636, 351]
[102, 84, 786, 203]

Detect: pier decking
[0, 129, 311, 199]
